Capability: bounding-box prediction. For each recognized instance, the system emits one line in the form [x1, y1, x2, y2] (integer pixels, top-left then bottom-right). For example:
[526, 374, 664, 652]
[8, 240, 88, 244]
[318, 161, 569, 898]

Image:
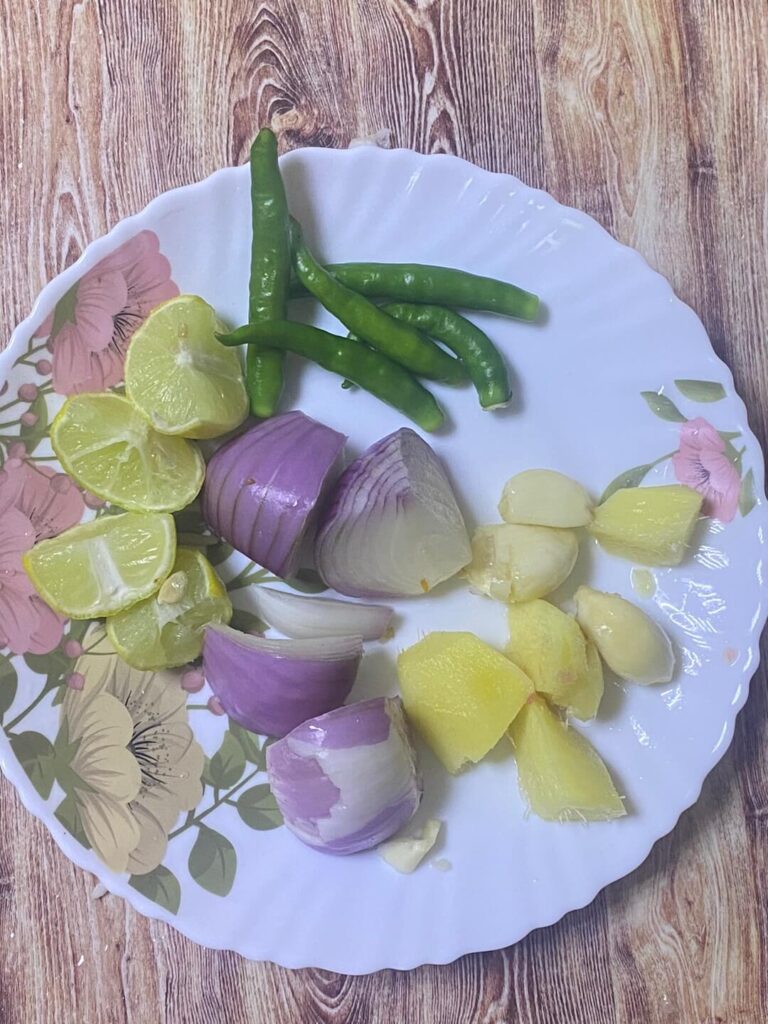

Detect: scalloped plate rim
[1, 146, 766, 973]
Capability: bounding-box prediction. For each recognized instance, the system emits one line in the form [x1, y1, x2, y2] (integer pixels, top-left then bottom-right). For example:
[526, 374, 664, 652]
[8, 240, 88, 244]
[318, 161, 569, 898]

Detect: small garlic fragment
[379, 819, 441, 874]
[575, 585, 674, 685]
[157, 571, 188, 605]
[499, 469, 593, 527]
[465, 523, 578, 602]
[631, 567, 656, 598]
[432, 857, 452, 872]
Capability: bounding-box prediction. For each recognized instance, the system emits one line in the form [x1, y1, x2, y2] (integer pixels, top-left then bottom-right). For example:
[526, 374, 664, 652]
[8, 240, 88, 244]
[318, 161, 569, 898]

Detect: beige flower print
[61, 627, 204, 875]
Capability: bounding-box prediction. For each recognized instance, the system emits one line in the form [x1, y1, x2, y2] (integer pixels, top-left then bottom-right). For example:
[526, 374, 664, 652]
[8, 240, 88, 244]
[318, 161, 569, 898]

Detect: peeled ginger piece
[499, 469, 593, 527]
[509, 695, 625, 822]
[575, 585, 674, 685]
[465, 523, 578, 603]
[589, 485, 702, 566]
[398, 631, 532, 773]
[506, 600, 603, 720]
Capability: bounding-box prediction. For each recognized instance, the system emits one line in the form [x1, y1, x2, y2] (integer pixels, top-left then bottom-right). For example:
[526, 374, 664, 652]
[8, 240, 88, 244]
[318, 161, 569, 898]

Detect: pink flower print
[672, 417, 741, 522]
[50, 270, 127, 393]
[0, 491, 59, 655]
[3, 461, 85, 541]
[0, 493, 35, 573]
[38, 231, 178, 394]
[0, 461, 85, 654]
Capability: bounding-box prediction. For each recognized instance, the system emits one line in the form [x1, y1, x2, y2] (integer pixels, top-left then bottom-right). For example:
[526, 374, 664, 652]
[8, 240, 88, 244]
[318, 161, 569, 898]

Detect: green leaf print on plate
[237, 784, 283, 831]
[739, 468, 757, 518]
[204, 731, 246, 790]
[189, 824, 237, 897]
[640, 391, 686, 422]
[600, 463, 654, 503]
[674, 379, 726, 403]
[10, 731, 57, 799]
[229, 720, 264, 766]
[0, 653, 18, 720]
[54, 793, 91, 850]
[130, 864, 182, 915]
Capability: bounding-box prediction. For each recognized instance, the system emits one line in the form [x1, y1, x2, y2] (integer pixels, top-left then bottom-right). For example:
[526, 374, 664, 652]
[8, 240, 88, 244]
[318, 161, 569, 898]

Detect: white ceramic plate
[1, 146, 766, 974]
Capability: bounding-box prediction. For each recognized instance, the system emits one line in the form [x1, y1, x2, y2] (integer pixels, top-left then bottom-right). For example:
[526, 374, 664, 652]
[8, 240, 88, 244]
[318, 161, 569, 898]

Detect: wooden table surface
[1, 2, 766, 1022]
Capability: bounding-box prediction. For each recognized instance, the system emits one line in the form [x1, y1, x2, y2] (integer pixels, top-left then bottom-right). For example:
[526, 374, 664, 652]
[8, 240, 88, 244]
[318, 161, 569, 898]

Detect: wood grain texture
[1, 1, 766, 1021]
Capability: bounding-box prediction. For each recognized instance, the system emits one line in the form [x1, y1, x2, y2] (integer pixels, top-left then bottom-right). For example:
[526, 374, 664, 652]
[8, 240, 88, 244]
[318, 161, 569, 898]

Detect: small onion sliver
[315, 427, 471, 598]
[202, 411, 346, 579]
[203, 624, 362, 737]
[266, 696, 422, 855]
[252, 586, 394, 641]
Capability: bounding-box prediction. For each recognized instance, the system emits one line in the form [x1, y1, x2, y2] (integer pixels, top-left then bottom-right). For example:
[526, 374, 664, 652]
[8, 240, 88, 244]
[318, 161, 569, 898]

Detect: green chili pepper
[289, 220, 465, 384]
[290, 262, 539, 321]
[218, 321, 445, 432]
[380, 303, 510, 409]
[245, 128, 291, 417]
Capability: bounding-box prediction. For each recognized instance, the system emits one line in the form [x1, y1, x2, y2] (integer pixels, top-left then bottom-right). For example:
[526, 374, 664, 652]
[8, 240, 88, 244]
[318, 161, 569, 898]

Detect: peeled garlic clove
[465, 523, 578, 602]
[575, 585, 674, 685]
[379, 819, 442, 873]
[499, 469, 593, 528]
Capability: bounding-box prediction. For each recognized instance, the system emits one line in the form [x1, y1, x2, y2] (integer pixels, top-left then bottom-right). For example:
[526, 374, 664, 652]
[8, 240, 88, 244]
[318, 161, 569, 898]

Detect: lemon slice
[51, 392, 205, 513]
[106, 548, 232, 670]
[124, 295, 248, 439]
[23, 512, 176, 619]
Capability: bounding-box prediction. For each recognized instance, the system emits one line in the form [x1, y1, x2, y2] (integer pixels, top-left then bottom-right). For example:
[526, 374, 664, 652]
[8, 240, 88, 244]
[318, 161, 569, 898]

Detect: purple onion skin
[267, 697, 422, 855]
[202, 411, 346, 579]
[289, 695, 392, 748]
[203, 628, 361, 737]
[267, 741, 340, 821]
[318, 797, 418, 855]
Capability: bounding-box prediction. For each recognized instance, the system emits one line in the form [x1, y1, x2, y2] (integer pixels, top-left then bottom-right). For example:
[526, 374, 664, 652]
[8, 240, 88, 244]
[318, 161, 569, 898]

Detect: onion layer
[203, 624, 362, 736]
[266, 697, 422, 855]
[252, 586, 394, 641]
[202, 411, 346, 578]
[315, 428, 471, 598]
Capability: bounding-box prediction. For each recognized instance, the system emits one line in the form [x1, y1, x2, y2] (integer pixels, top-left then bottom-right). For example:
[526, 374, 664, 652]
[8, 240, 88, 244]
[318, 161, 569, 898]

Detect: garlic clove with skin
[499, 469, 593, 528]
[575, 585, 674, 685]
[465, 523, 578, 603]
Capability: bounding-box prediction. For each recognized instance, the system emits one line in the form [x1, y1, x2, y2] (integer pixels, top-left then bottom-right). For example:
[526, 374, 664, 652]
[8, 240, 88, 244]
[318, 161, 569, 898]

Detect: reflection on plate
[0, 146, 765, 973]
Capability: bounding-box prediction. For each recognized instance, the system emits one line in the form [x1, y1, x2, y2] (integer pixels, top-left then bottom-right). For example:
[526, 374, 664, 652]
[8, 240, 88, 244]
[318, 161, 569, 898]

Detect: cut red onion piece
[266, 697, 421, 855]
[202, 411, 346, 579]
[203, 624, 362, 737]
[315, 428, 471, 598]
[252, 586, 394, 641]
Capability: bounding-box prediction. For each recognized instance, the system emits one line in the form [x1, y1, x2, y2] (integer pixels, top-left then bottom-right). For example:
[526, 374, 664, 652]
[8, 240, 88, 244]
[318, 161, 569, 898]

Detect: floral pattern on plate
[3, 617, 281, 915]
[0, 150, 766, 971]
[602, 379, 757, 520]
[34, 230, 178, 394]
[0, 230, 285, 914]
[0, 460, 84, 654]
[0, 238, 755, 916]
